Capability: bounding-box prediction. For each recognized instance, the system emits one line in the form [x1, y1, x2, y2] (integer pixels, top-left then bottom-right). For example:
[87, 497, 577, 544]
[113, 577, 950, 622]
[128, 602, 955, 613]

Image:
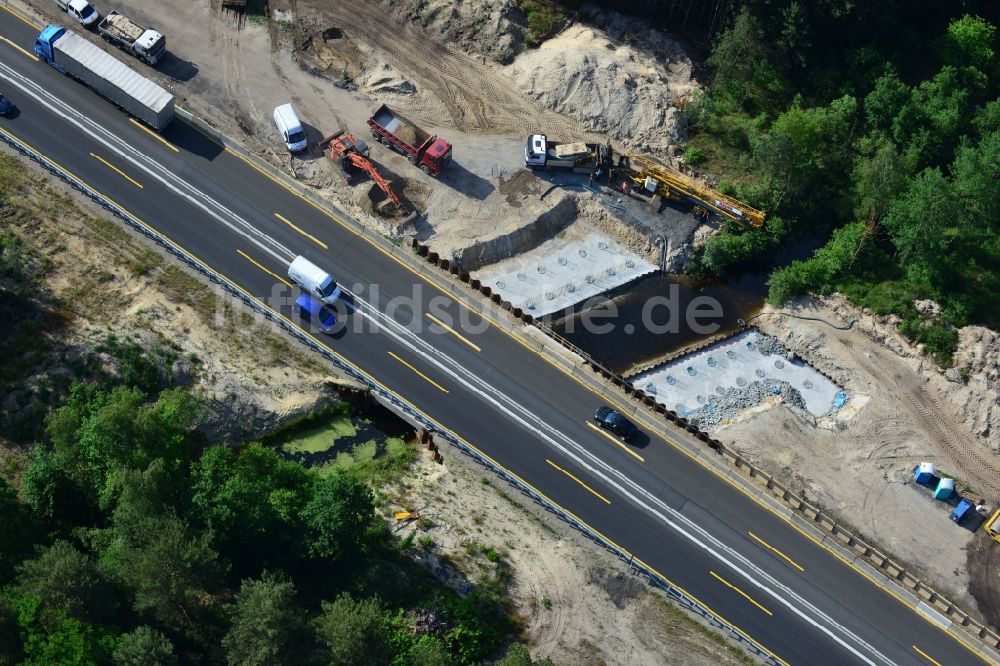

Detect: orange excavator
[321, 130, 407, 216]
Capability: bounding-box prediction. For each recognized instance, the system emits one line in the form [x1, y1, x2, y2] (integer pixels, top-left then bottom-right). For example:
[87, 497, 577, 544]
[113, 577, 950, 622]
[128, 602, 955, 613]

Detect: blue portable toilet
[914, 462, 935, 485]
[951, 499, 973, 522]
[934, 478, 955, 500]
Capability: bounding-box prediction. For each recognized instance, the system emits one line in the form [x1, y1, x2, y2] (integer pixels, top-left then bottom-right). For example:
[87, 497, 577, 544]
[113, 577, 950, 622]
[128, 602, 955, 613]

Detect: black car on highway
[593, 406, 638, 442]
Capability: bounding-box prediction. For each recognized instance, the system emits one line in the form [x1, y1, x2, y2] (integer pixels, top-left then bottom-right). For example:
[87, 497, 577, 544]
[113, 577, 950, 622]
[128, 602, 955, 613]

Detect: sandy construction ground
[18, 0, 1000, 646]
[390, 447, 753, 666]
[721, 296, 1000, 622]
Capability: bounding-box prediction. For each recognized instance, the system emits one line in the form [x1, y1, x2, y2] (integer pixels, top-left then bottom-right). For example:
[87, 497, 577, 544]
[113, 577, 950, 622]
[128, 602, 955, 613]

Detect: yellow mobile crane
[984, 509, 1000, 543]
[622, 154, 766, 228]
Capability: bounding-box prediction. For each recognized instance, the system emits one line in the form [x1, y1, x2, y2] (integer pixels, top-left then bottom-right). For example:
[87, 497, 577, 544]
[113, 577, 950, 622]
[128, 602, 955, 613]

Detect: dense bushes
[0, 356, 541, 664]
[689, 4, 1000, 366]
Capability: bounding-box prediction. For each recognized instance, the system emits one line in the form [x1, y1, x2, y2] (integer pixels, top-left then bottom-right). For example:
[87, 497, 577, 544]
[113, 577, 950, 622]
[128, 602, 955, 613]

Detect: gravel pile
[754, 335, 789, 358]
[684, 379, 805, 429]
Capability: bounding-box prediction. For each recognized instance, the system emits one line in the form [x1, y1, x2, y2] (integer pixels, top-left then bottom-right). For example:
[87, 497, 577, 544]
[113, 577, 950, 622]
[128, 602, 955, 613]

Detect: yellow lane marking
[425, 313, 481, 352]
[710, 570, 773, 617]
[13, 122, 975, 666]
[236, 249, 292, 288]
[749, 531, 805, 573]
[585, 421, 644, 462]
[387, 351, 449, 394]
[274, 213, 328, 249]
[913, 645, 944, 666]
[0, 5, 41, 30]
[219, 144, 365, 236]
[6, 118, 789, 665]
[90, 153, 143, 189]
[546, 459, 611, 505]
[0, 35, 37, 60]
[128, 118, 179, 152]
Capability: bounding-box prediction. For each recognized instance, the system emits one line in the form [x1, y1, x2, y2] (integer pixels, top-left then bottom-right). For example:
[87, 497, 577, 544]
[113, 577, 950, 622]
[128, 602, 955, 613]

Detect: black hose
[747, 310, 856, 330]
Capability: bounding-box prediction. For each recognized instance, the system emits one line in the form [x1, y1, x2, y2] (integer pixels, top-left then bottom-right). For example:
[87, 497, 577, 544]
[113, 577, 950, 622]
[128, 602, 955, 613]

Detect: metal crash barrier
[0, 126, 785, 666]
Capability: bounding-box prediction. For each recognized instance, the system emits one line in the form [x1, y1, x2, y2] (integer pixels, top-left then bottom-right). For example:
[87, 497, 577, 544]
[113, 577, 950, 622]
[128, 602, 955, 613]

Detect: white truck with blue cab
[35, 25, 174, 131]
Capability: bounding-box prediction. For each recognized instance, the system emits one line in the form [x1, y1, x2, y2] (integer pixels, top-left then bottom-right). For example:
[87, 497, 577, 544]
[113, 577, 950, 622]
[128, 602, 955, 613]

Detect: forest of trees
[0, 336, 550, 665]
[679, 1, 1000, 366]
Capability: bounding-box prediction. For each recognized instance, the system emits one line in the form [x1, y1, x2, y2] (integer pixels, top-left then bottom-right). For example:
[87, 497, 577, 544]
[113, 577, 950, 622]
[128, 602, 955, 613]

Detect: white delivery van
[273, 103, 308, 152]
[55, 0, 100, 27]
[288, 255, 341, 304]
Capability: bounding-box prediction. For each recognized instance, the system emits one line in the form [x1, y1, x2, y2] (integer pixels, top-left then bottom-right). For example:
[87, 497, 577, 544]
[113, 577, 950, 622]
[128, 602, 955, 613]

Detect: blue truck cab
[35, 25, 66, 70]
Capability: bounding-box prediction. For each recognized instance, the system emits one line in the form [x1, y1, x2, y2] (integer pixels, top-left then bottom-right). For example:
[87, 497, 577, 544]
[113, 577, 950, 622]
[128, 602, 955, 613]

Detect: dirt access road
[297, 0, 593, 140]
[727, 296, 1000, 622]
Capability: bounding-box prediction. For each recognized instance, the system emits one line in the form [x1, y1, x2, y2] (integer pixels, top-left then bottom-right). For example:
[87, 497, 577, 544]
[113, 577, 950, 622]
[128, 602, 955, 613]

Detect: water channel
[550, 272, 767, 375]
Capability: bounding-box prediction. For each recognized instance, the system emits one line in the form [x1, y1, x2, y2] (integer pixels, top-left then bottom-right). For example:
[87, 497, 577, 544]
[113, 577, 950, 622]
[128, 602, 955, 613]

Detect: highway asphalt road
[0, 7, 991, 665]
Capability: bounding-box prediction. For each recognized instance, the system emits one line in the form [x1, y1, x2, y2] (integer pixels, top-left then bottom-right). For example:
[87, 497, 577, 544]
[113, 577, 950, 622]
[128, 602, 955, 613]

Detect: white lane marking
[5, 58, 897, 665]
[0, 61, 291, 266]
[346, 299, 888, 666]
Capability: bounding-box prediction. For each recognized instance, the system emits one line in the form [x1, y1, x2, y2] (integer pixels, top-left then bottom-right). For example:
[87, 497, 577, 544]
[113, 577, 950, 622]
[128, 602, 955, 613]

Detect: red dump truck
[367, 104, 452, 176]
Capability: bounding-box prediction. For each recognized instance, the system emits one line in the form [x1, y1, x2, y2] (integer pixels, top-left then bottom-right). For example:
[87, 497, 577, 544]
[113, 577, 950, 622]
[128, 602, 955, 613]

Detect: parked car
[54, 0, 100, 27]
[0, 94, 14, 117]
[593, 406, 638, 442]
[296, 294, 338, 334]
[273, 103, 307, 152]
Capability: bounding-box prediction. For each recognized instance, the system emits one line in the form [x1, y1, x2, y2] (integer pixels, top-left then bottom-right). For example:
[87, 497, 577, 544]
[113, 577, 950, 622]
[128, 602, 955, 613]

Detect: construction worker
[620, 180, 630, 196]
[977, 499, 990, 515]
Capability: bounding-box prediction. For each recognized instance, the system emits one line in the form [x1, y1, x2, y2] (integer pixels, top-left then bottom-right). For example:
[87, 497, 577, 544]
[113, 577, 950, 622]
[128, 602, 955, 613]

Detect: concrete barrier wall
[98, 114, 1000, 660]
[411, 233, 1000, 658]
[455, 195, 578, 272]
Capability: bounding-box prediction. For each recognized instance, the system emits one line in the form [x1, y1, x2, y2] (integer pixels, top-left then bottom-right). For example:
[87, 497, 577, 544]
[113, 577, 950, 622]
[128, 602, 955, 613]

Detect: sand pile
[298, 28, 366, 81]
[358, 62, 417, 96]
[388, 0, 524, 64]
[948, 326, 1000, 449]
[505, 8, 697, 155]
[391, 122, 418, 145]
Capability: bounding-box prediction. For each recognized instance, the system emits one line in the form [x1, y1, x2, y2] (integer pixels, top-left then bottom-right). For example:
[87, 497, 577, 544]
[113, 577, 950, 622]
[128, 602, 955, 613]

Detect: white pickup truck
[54, 0, 99, 27]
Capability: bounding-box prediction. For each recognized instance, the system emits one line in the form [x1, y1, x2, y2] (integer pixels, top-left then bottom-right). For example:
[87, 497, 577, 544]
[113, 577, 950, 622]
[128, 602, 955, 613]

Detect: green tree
[0, 478, 39, 583]
[42, 385, 199, 507]
[753, 95, 857, 211]
[973, 98, 1000, 134]
[300, 474, 374, 561]
[15, 541, 120, 624]
[938, 15, 997, 70]
[8, 593, 117, 666]
[493, 643, 555, 666]
[314, 594, 393, 666]
[864, 71, 909, 132]
[440, 591, 507, 664]
[221, 573, 307, 666]
[112, 626, 176, 666]
[101, 512, 223, 633]
[882, 167, 956, 271]
[407, 635, 455, 666]
[99, 458, 184, 520]
[892, 66, 986, 165]
[852, 139, 912, 226]
[21, 445, 90, 525]
[0, 595, 22, 666]
[952, 130, 1000, 229]
[767, 221, 873, 304]
[706, 9, 781, 112]
[190, 444, 311, 574]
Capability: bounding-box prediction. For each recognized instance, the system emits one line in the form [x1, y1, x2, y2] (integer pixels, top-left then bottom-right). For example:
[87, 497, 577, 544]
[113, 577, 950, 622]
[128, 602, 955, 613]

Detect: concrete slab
[634, 330, 841, 417]
[472, 225, 657, 317]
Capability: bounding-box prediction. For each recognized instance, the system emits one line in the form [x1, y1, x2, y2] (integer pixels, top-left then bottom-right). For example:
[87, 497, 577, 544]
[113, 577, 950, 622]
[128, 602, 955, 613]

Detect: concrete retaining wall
[455, 195, 578, 271]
